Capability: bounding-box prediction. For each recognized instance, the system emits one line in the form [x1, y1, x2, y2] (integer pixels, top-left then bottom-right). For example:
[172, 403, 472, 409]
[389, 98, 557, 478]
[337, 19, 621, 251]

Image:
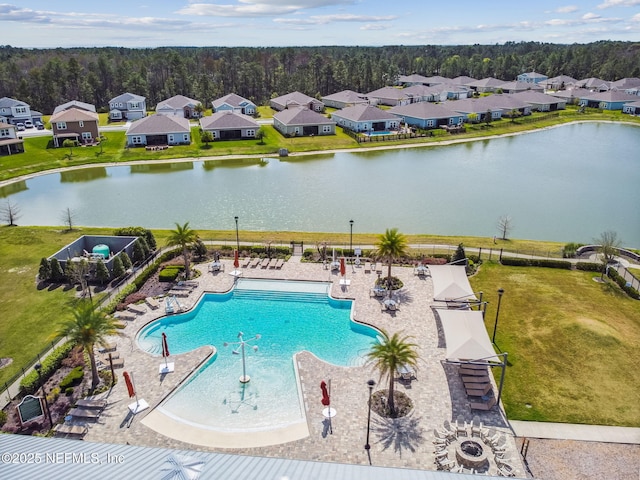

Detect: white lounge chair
[145, 297, 160, 310]
[241, 257, 251, 267]
[68, 408, 101, 420]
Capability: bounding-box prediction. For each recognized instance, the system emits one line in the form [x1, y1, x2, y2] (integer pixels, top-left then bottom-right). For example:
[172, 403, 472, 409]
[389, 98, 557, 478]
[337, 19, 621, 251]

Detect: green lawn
[470, 262, 640, 427]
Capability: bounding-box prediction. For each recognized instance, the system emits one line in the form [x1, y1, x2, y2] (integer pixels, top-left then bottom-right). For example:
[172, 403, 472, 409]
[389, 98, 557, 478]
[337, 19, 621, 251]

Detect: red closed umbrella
[162, 332, 170, 358]
[340, 257, 346, 276]
[123, 371, 135, 398]
[234, 249, 239, 269]
[320, 380, 330, 406]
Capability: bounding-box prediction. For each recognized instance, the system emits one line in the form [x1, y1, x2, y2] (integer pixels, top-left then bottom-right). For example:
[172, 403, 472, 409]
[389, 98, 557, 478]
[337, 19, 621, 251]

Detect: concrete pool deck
[80, 256, 524, 475]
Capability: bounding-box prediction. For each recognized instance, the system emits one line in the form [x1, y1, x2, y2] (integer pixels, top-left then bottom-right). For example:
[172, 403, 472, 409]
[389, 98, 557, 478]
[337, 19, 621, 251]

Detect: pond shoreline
[1, 119, 637, 189]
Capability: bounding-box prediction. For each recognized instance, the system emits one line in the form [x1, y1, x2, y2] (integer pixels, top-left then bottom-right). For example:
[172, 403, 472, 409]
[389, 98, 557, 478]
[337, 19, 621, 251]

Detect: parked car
[35, 121, 44, 130]
[15, 123, 25, 131]
[24, 120, 34, 128]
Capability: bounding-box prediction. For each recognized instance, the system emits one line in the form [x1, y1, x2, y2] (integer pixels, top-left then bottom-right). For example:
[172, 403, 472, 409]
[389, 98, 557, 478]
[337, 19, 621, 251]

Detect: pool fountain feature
[456, 439, 489, 469]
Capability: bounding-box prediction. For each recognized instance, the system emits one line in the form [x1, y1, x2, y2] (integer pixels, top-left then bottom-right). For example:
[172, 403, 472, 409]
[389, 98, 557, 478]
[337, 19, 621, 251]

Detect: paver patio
[81, 256, 523, 476]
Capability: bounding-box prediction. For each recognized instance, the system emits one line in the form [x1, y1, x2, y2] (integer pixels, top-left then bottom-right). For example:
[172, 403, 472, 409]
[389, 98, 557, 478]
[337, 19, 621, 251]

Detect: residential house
[511, 91, 566, 111]
[108, 93, 146, 121]
[199, 111, 260, 140]
[446, 98, 504, 122]
[389, 103, 464, 130]
[397, 74, 430, 86]
[484, 95, 532, 116]
[211, 93, 257, 115]
[321, 90, 369, 109]
[366, 86, 412, 106]
[0, 97, 43, 125]
[402, 84, 441, 103]
[156, 95, 203, 119]
[50, 107, 99, 147]
[466, 77, 507, 93]
[331, 104, 401, 132]
[126, 114, 191, 147]
[270, 92, 324, 112]
[517, 72, 548, 84]
[432, 83, 474, 100]
[450, 75, 478, 86]
[498, 81, 543, 94]
[273, 106, 335, 136]
[53, 100, 96, 114]
[578, 91, 640, 110]
[542, 75, 577, 91]
[0, 122, 25, 155]
[422, 75, 451, 86]
[610, 78, 640, 96]
[575, 77, 611, 92]
[622, 100, 640, 115]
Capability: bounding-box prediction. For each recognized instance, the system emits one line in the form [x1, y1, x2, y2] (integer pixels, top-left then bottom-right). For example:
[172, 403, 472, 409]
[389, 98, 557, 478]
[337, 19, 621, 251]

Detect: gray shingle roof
[0, 96, 29, 108]
[321, 90, 368, 104]
[467, 77, 506, 88]
[274, 106, 335, 126]
[332, 104, 400, 122]
[577, 90, 640, 102]
[200, 111, 259, 129]
[50, 107, 99, 123]
[126, 114, 190, 135]
[510, 91, 566, 104]
[109, 92, 146, 104]
[157, 95, 200, 110]
[389, 102, 460, 119]
[271, 91, 319, 108]
[212, 93, 255, 110]
[53, 100, 96, 114]
[366, 86, 410, 100]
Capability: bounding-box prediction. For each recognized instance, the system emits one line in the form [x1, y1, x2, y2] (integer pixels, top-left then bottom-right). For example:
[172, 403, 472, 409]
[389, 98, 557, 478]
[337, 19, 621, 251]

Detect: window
[168, 134, 174, 143]
[79, 121, 84, 127]
[130, 102, 139, 109]
[15, 106, 27, 114]
[427, 120, 435, 127]
[56, 122, 67, 130]
[82, 132, 92, 140]
[245, 130, 255, 137]
[131, 136, 143, 145]
[322, 125, 332, 133]
[183, 134, 189, 142]
[0, 128, 9, 137]
[294, 127, 301, 135]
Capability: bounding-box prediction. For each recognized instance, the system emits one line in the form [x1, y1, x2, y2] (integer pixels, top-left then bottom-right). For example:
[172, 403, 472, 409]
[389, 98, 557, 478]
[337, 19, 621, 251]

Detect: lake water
[2, 122, 639, 245]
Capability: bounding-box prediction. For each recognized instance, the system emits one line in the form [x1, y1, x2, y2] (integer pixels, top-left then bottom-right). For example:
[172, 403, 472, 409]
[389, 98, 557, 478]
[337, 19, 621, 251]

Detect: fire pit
[455, 439, 489, 468]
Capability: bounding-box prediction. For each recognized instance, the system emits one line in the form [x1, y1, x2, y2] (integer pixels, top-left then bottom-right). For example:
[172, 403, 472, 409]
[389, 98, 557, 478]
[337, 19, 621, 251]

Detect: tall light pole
[234, 216, 240, 253]
[492, 288, 505, 344]
[349, 219, 354, 253]
[34, 363, 53, 428]
[364, 378, 375, 462]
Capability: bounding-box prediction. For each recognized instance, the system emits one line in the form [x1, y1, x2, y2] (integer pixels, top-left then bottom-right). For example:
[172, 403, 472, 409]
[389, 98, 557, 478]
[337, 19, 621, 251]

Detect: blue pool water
[367, 130, 392, 136]
[137, 279, 380, 431]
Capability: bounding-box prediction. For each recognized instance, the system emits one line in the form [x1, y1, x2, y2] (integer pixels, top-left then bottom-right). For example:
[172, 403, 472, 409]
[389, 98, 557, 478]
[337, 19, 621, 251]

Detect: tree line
[1, 41, 639, 115]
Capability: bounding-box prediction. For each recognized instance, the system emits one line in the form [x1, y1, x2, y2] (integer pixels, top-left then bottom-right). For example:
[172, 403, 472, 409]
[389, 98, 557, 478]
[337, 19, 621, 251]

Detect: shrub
[59, 366, 84, 390]
[121, 251, 132, 269]
[576, 262, 602, 272]
[608, 268, 640, 300]
[0, 410, 7, 427]
[65, 387, 74, 396]
[95, 258, 110, 284]
[563, 242, 584, 258]
[159, 266, 182, 282]
[501, 257, 572, 269]
[19, 342, 75, 396]
[38, 258, 51, 282]
[47, 387, 60, 403]
[112, 255, 125, 278]
[50, 257, 64, 282]
[113, 226, 157, 251]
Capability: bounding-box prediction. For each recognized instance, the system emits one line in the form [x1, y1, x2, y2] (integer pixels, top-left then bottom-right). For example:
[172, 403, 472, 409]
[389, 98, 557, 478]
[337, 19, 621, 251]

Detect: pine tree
[50, 258, 64, 282]
[121, 252, 132, 270]
[95, 259, 110, 285]
[112, 255, 125, 278]
[38, 258, 52, 282]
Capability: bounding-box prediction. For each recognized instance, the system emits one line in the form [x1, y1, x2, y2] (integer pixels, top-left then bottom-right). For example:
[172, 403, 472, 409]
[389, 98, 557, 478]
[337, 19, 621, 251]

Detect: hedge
[500, 257, 572, 269]
[576, 262, 603, 272]
[608, 268, 640, 300]
[59, 366, 84, 390]
[159, 266, 183, 282]
[19, 341, 75, 396]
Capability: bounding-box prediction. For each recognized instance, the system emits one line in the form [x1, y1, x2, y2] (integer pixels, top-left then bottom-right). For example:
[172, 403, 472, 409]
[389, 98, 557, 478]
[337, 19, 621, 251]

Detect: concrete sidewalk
[510, 420, 640, 444]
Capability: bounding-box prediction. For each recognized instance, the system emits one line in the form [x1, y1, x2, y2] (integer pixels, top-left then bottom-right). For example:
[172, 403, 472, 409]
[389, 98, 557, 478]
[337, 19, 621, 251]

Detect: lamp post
[349, 219, 354, 253]
[364, 379, 375, 459]
[234, 216, 240, 253]
[34, 363, 53, 428]
[492, 288, 505, 344]
[224, 331, 260, 383]
[84, 273, 92, 303]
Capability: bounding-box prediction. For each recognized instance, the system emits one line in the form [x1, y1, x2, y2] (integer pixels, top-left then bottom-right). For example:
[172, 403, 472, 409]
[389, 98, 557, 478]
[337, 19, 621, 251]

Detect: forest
[1, 41, 639, 115]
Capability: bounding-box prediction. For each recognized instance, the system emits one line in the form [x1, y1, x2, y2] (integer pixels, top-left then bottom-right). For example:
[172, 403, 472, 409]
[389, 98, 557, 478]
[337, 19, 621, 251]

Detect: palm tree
[366, 329, 419, 416]
[167, 221, 198, 279]
[375, 228, 408, 290]
[57, 301, 119, 389]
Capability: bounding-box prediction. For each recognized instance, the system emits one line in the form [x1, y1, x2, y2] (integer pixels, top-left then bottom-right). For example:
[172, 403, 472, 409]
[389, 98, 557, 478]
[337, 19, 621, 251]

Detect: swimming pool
[137, 279, 379, 431]
[367, 130, 393, 136]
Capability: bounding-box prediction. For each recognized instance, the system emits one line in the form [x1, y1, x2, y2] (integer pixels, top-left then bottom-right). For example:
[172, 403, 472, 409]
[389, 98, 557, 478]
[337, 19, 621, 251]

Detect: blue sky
[1, 0, 639, 48]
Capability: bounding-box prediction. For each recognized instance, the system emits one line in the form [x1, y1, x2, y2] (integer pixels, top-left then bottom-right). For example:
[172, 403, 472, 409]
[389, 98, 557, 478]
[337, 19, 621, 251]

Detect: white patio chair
[471, 415, 483, 437]
[456, 414, 468, 437]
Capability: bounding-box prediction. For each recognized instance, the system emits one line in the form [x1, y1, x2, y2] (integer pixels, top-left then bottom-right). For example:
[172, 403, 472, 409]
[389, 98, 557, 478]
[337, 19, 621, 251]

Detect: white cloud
[178, 0, 356, 17]
[361, 23, 390, 31]
[598, 0, 640, 8]
[632, 12, 640, 21]
[582, 12, 602, 20]
[556, 5, 579, 13]
[274, 13, 395, 25]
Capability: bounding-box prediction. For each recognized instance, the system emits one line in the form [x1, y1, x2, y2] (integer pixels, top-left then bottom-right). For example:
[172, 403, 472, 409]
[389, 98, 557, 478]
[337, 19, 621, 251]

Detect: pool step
[232, 289, 328, 304]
